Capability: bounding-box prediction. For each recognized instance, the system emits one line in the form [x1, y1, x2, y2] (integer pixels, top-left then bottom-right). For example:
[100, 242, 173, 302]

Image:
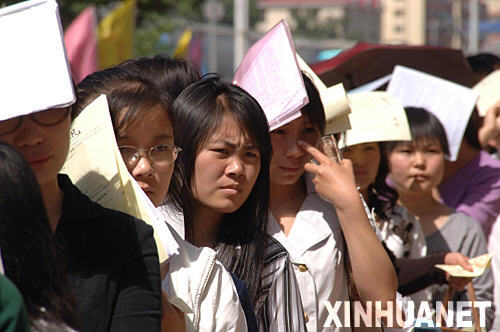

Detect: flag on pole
[173, 28, 193, 59]
[188, 31, 203, 68]
[98, 0, 136, 69]
[64, 6, 98, 83]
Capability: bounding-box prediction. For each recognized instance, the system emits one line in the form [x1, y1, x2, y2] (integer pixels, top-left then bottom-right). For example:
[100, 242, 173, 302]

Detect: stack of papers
[0, 0, 75, 120]
[61, 95, 179, 264]
[233, 20, 308, 130]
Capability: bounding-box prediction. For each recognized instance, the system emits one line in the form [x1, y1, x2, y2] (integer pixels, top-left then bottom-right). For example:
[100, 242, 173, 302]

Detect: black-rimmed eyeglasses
[0, 107, 70, 136]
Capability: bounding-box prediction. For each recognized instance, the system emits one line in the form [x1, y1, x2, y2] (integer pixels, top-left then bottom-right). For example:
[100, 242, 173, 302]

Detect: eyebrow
[117, 133, 174, 140]
[208, 139, 258, 149]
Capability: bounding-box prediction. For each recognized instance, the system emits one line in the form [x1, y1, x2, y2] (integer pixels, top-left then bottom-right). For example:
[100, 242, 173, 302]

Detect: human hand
[443, 252, 473, 291]
[160, 263, 185, 332]
[299, 140, 359, 210]
[478, 102, 500, 150]
[446, 274, 472, 291]
[444, 252, 473, 271]
[162, 291, 185, 332]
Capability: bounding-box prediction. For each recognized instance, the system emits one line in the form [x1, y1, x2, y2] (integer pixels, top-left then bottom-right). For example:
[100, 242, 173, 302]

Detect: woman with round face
[267, 73, 397, 331]
[0, 102, 164, 331]
[168, 76, 307, 331]
[76, 60, 251, 332]
[386, 107, 494, 329]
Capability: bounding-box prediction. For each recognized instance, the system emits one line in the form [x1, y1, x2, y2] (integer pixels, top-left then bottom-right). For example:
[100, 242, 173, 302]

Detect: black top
[55, 175, 162, 332]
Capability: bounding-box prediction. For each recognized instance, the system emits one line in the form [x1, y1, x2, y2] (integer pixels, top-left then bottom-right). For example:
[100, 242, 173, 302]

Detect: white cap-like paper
[473, 69, 500, 116]
[387, 65, 479, 161]
[0, 0, 75, 121]
[296, 54, 352, 134]
[233, 20, 308, 131]
[339, 91, 411, 148]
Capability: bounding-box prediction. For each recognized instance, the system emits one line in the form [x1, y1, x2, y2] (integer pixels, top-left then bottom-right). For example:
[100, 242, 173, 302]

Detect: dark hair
[365, 142, 399, 221]
[74, 65, 173, 137]
[168, 76, 271, 305]
[301, 72, 326, 135]
[463, 108, 482, 151]
[467, 53, 500, 76]
[386, 107, 450, 158]
[0, 142, 80, 329]
[118, 55, 201, 99]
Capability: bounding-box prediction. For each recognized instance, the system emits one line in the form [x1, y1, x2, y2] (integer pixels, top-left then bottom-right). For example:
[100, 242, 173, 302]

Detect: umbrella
[310, 42, 478, 91]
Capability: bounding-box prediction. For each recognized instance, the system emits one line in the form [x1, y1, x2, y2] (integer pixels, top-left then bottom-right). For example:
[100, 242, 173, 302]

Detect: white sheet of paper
[387, 65, 479, 161]
[296, 54, 352, 134]
[435, 253, 493, 278]
[473, 69, 500, 116]
[233, 20, 308, 130]
[0, 0, 75, 121]
[339, 91, 411, 148]
[348, 74, 393, 94]
[61, 95, 178, 263]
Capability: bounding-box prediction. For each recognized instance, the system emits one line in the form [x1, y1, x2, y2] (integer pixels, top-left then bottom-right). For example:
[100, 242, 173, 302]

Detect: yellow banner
[98, 0, 136, 69]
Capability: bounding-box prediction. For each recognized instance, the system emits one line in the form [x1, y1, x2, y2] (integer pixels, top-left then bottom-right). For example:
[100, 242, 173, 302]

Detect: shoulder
[59, 174, 153, 236]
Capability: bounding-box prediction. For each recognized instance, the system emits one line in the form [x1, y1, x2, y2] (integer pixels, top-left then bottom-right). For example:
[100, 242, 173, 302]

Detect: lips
[220, 184, 242, 195]
[139, 185, 153, 196]
[280, 165, 301, 172]
[27, 155, 51, 169]
[411, 174, 428, 181]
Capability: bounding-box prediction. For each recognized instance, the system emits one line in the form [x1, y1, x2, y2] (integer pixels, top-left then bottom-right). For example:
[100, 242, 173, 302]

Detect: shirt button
[298, 264, 307, 272]
[304, 312, 309, 323]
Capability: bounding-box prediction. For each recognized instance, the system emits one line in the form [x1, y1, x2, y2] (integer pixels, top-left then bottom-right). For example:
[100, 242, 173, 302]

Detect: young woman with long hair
[0, 141, 80, 331]
[167, 76, 307, 331]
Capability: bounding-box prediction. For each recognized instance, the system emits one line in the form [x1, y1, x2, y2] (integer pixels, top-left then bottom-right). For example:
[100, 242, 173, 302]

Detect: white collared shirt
[267, 174, 350, 332]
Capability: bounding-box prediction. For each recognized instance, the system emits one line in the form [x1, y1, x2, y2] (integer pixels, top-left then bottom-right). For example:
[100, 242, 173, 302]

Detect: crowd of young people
[2, 30, 500, 332]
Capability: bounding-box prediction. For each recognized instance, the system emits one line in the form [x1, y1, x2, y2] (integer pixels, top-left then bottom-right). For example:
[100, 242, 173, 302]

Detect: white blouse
[267, 174, 350, 332]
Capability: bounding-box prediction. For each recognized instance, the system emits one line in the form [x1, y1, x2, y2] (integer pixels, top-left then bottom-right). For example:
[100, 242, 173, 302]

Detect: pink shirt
[439, 151, 500, 237]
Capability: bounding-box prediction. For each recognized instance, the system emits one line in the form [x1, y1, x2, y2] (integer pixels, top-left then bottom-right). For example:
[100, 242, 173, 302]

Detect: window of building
[394, 25, 405, 33]
[394, 9, 405, 17]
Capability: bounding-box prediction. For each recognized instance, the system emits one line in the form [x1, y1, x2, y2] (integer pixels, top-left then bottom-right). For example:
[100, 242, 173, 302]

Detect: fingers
[297, 140, 331, 165]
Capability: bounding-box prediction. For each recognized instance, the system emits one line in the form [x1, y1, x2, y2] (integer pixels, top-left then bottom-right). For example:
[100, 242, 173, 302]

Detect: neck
[269, 177, 306, 211]
[442, 141, 479, 183]
[397, 190, 446, 219]
[40, 178, 64, 232]
[192, 202, 223, 248]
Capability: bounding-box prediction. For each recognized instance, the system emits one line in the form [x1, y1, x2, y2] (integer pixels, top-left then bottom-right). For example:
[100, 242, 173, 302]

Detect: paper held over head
[473, 69, 500, 116]
[435, 253, 493, 278]
[339, 91, 412, 148]
[296, 54, 352, 134]
[233, 19, 308, 131]
[0, 0, 75, 121]
[60, 95, 179, 264]
[387, 65, 479, 162]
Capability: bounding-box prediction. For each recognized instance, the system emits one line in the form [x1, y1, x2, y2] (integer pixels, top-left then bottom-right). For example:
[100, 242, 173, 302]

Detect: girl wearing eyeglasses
[75, 58, 249, 332]
[0, 99, 164, 331]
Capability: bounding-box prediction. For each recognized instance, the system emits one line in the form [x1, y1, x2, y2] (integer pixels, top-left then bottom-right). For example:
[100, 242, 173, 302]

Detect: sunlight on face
[269, 116, 321, 187]
[388, 139, 445, 196]
[191, 113, 261, 215]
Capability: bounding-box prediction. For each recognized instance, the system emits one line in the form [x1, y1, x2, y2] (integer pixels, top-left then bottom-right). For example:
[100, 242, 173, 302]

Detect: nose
[348, 148, 364, 168]
[225, 157, 244, 177]
[413, 151, 426, 169]
[285, 136, 304, 158]
[13, 116, 43, 148]
[131, 155, 154, 179]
